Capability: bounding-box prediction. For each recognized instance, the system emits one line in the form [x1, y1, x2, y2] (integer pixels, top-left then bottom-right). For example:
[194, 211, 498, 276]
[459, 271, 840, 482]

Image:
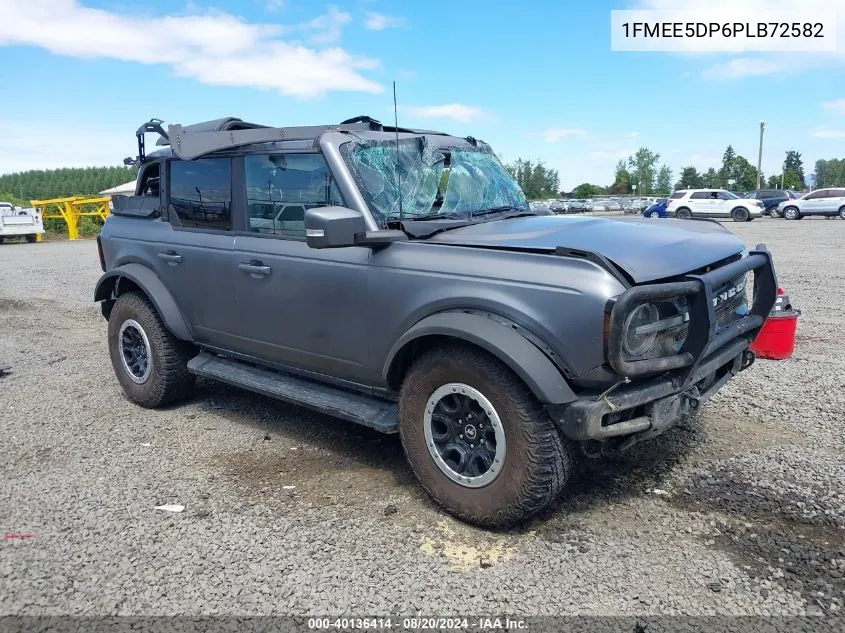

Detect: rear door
[153, 157, 239, 348]
[231, 152, 371, 382]
[688, 191, 712, 215]
[829, 189, 845, 215]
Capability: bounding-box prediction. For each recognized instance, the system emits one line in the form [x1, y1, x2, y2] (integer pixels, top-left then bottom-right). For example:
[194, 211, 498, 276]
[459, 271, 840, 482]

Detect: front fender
[94, 263, 193, 341]
[384, 311, 577, 405]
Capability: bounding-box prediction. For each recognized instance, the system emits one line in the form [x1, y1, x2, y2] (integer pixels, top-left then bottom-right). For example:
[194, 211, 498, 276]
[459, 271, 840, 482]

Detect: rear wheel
[731, 207, 750, 222]
[399, 343, 572, 528]
[107, 291, 195, 408]
[676, 207, 692, 220]
[25, 234, 37, 243]
[783, 206, 800, 220]
[839, 207, 845, 220]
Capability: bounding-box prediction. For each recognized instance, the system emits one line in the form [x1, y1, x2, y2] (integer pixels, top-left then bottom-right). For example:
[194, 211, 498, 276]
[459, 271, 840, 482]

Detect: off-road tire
[783, 206, 800, 220]
[399, 343, 572, 528]
[676, 207, 692, 220]
[731, 207, 750, 222]
[25, 234, 37, 243]
[107, 291, 195, 408]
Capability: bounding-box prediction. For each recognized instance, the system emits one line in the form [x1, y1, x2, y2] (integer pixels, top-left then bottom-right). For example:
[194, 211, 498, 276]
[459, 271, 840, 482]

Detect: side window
[137, 163, 161, 197]
[716, 191, 733, 200]
[690, 192, 710, 200]
[168, 158, 232, 230]
[804, 191, 823, 200]
[669, 191, 685, 199]
[244, 153, 344, 238]
[832, 189, 845, 198]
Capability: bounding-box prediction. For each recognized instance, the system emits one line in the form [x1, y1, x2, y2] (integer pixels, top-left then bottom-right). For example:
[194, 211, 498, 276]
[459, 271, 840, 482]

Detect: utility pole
[756, 121, 765, 190]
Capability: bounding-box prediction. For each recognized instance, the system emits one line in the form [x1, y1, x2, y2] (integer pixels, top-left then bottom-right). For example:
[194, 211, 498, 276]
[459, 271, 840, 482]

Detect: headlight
[622, 303, 660, 357]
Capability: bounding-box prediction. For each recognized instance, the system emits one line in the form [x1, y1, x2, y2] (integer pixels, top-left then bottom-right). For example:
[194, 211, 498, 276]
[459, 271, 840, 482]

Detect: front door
[231, 152, 371, 383]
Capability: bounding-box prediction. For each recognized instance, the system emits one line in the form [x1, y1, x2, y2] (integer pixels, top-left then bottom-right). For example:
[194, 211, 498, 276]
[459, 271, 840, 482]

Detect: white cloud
[822, 99, 845, 115]
[810, 128, 845, 138]
[624, 131, 640, 140]
[263, 0, 284, 12]
[632, 0, 845, 80]
[405, 104, 488, 123]
[0, 0, 382, 99]
[543, 128, 587, 143]
[364, 11, 406, 31]
[302, 6, 351, 45]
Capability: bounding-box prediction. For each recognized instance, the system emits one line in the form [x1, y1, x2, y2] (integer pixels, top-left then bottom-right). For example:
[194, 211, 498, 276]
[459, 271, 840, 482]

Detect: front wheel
[399, 344, 572, 528]
[783, 206, 800, 220]
[675, 207, 692, 220]
[731, 207, 750, 222]
[839, 207, 845, 220]
[107, 291, 196, 408]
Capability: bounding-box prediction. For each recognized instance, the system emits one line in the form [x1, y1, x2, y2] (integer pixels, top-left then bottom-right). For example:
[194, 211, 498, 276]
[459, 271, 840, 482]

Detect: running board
[187, 352, 398, 433]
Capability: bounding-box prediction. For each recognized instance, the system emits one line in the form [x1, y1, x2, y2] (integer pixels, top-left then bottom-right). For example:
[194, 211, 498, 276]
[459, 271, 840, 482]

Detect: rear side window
[244, 153, 344, 239]
[169, 158, 232, 231]
[831, 189, 845, 198]
[690, 192, 710, 200]
[669, 191, 685, 199]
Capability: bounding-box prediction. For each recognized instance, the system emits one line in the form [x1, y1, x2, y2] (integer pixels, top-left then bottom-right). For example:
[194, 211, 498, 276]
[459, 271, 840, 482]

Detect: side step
[187, 352, 398, 433]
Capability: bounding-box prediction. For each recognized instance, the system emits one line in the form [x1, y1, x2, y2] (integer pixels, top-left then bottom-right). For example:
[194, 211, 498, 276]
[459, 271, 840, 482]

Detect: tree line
[0, 166, 135, 202]
[503, 159, 560, 200]
[569, 146, 845, 199]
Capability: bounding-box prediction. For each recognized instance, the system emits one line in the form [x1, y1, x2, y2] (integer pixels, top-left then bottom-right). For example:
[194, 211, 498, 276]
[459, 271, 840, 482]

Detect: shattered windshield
[341, 137, 530, 225]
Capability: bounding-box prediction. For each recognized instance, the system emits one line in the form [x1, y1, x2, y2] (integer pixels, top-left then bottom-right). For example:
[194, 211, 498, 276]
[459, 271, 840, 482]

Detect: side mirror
[304, 206, 367, 248]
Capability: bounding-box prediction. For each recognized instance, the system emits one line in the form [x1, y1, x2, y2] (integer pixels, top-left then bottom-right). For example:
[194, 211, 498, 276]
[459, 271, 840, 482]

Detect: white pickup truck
[0, 201, 44, 244]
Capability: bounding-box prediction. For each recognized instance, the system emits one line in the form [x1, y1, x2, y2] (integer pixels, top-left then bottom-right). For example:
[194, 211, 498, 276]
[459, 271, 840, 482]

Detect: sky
[0, 0, 843, 190]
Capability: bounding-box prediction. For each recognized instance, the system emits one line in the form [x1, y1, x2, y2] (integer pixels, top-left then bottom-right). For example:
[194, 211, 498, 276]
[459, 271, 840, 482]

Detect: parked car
[0, 201, 44, 244]
[95, 115, 778, 528]
[744, 189, 799, 216]
[666, 189, 764, 222]
[567, 199, 588, 213]
[643, 198, 669, 218]
[548, 200, 568, 213]
[775, 188, 845, 220]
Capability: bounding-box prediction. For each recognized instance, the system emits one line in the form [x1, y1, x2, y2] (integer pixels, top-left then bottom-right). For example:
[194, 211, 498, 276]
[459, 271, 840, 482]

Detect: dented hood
[427, 215, 745, 283]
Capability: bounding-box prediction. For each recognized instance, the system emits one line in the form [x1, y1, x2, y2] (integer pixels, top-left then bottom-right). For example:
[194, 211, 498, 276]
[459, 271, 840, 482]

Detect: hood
[427, 215, 745, 283]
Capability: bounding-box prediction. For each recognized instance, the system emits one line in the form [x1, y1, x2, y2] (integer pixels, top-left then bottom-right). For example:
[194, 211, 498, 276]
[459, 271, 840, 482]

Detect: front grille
[671, 276, 748, 345]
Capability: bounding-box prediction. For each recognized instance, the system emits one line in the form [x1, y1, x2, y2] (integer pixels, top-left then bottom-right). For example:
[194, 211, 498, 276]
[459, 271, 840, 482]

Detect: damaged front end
[548, 246, 777, 452]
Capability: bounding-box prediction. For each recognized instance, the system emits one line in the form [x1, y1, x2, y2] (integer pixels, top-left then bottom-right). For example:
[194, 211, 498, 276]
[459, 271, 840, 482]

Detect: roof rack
[127, 116, 451, 164]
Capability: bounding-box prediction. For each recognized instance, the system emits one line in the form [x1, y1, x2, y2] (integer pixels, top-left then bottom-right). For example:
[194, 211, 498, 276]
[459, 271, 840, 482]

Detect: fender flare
[383, 311, 577, 405]
[94, 263, 193, 341]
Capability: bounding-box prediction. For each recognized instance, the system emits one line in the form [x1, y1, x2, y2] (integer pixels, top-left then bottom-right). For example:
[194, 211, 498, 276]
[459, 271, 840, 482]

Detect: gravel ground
[1, 218, 843, 618]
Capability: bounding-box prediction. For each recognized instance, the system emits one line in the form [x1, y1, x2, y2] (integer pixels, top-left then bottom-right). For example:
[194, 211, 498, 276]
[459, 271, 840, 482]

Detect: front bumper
[551, 246, 777, 443]
[551, 337, 754, 441]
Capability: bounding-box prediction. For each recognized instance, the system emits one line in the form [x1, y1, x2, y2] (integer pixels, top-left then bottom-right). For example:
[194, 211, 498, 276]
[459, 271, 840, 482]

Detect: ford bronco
[95, 116, 777, 527]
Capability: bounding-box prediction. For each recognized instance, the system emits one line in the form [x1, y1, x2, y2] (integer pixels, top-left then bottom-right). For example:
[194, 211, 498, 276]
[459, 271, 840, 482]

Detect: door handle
[239, 262, 272, 276]
[157, 251, 182, 264]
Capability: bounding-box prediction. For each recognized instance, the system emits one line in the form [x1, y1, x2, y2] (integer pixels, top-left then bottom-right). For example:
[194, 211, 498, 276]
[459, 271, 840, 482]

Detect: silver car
[776, 188, 845, 220]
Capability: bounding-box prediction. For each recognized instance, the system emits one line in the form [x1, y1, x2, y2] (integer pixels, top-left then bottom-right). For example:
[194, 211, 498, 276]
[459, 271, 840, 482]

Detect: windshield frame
[339, 135, 531, 227]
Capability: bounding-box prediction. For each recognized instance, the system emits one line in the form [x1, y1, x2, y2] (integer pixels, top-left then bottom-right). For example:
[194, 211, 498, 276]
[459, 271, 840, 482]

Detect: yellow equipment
[30, 196, 111, 241]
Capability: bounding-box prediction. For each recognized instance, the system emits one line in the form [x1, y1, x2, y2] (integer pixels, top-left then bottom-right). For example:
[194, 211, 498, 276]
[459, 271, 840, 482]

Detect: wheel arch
[383, 311, 578, 405]
[94, 263, 194, 341]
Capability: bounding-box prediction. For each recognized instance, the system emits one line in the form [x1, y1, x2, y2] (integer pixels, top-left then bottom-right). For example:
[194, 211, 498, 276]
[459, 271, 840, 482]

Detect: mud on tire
[107, 291, 196, 408]
[399, 343, 572, 528]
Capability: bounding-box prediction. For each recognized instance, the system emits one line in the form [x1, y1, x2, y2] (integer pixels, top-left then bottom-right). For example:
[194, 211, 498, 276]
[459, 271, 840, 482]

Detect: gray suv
[776, 188, 845, 220]
[95, 117, 778, 527]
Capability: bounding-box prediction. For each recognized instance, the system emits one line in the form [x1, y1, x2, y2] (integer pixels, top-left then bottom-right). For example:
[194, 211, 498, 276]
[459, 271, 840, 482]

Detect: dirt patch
[674, 464, 845, 608]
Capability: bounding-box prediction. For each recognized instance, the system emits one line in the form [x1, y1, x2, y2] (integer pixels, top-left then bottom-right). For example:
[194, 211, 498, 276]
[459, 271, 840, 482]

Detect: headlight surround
[622, 302, 660, 357]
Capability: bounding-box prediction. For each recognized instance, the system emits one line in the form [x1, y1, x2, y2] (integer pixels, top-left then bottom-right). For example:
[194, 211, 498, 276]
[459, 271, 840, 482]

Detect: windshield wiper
[399, 212, 464, 221]
[470, 206, 534, 219]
